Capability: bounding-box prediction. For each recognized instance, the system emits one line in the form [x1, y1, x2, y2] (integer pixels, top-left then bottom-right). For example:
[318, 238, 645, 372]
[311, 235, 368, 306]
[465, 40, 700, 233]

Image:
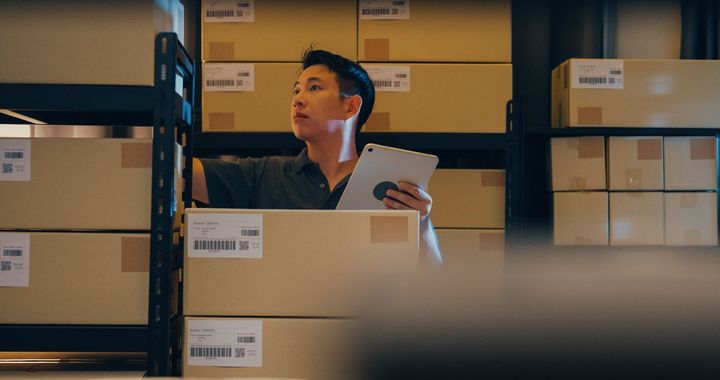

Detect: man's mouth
[293, 112, 309, 119]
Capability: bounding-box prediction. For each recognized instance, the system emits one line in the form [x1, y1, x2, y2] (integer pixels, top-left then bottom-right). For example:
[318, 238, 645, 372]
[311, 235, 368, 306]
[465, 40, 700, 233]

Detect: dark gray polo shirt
[200, 148, 350, 210]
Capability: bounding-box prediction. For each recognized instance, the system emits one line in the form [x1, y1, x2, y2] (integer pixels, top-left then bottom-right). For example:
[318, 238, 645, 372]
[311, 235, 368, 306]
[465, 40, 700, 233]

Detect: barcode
[2, 163, 12, 174]
[238, 241, 250, 251]
[362, 8, 390, 15]
[579, 76, 607, 84]
[237, 2, 250, 7]
[241, 229, 260, 237]
[4, 152, 23, 159]
[194, 240, 236, 251]
[190, 346, 231, 358]
[395, 73, 407, 78]
[237, 336, 256, 344]
[392, 8, 399, 14]
[207, 79, 235, 87]
[3, 249, 22, 257]
[608, 78, 616, 84]
[393, 80, 401, 87]
[236, 10, 246, 16]
[609, 70, 622, 75]
[206, 10, 234, 17]
[236, 80, 244, 86]
[373, 80, 393, 88]
[0, 261, 10, 272]
[237, 72, 250, 77]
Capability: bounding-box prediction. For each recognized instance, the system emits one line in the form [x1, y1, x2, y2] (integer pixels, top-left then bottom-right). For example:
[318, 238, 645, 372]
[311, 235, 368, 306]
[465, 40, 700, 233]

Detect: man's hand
[383, 181, 432, 223]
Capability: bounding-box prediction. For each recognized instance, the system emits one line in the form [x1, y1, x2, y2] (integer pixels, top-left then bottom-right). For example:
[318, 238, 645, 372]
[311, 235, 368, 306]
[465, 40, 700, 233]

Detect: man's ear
[345, 95, 362, 120]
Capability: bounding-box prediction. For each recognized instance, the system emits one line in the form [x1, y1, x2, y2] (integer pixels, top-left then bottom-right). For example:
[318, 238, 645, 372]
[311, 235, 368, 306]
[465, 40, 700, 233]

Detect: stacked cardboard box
[551, 136, 717, 246]
[182, 208, 419, 378]
[0, 138, 162, 324]
[0, 0, 183, 86]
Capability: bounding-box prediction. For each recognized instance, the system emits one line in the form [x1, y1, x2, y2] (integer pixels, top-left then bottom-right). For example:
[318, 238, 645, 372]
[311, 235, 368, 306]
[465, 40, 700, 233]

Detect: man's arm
[192, 158, 210, 204]
[383, 181, 443, 265]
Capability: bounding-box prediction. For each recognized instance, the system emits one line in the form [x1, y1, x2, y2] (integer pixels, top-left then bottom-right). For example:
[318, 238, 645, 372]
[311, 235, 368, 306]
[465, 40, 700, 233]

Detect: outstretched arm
[382, 181, 443, 265]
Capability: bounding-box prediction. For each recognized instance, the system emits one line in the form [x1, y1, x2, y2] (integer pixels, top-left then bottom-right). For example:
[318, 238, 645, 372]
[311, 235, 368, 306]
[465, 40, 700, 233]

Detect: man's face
[291, 64, 351, 142]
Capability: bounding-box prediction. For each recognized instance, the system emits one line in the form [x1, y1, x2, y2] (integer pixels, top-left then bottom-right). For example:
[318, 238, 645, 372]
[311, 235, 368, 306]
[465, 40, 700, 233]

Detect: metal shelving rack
[0, 33, 194, 378]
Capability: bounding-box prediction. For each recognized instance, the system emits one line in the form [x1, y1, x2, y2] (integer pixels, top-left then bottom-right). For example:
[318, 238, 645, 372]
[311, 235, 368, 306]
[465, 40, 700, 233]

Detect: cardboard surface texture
[428, 169, 505, 228]
[554, 192, 609, 246]
[610, 192, 664, 246]
[551, 137, 607, 191]
[664, 137, 718, 190]
[608, 136, 664, 190]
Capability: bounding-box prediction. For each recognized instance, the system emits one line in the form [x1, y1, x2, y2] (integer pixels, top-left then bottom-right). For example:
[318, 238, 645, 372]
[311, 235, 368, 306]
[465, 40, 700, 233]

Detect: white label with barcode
[204, 63, 255, 92]
[203, 0, 254, 22]
[188, 213, 262, 258]
[0, 233, 30, 287]
[0, 139, 30, 181]
[187, 319, 262, 367]
[360, 0, 410, 20]
[363, 65, 411, 92]
[571, 59, 624, 89]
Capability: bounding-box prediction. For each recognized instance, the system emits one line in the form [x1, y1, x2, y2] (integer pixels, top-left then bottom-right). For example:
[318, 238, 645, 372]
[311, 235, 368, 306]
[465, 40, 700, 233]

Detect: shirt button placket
[319, 183, 326, 189]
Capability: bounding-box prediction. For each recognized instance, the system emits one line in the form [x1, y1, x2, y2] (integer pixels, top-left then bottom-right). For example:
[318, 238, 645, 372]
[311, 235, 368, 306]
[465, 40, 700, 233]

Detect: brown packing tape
[625, 168, 643, 189]
[370, 215, 409, 244]
[364, 38, 390, 61]
[477, 232, 504, 252]
[578, 137, 604, 159]
[684, 229, 701, 245]
[208, 42, 235, 61]
[577, 107, 603, 125]
[679, 193, 698, 208]
[121, 237, 150, 273]
[690, 138, 716, 160]
[364, 112, 390, 131]
[636, 138, 662, 160]
[481, 171, 505, 187]
[121, 143, 152, 168]
[570, 176, 587, 190]
[208, 113, 235, 131]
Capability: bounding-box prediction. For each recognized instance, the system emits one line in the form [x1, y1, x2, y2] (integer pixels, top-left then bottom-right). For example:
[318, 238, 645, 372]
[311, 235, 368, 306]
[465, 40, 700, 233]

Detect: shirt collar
[291, 147, 316, 174]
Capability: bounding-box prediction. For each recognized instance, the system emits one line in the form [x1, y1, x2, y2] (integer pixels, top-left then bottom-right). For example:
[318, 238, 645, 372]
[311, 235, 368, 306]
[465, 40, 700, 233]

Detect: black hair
[301, 48, 375, 138]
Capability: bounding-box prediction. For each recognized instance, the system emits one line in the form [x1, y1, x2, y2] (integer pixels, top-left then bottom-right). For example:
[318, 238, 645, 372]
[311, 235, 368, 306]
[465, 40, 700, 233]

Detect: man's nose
[293, 93, 305, 108]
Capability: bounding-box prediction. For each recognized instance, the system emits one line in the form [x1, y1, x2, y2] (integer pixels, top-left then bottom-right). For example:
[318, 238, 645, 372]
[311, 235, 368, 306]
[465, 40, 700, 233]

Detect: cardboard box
[0, 0, 182, 86]
[184, 209, 419, 317]
[0, 138, 153, 230]
[551, 136, 607, 191]
[435, 229, 504, 271]
[0, 232, 148, 324]
[552, 59, 720, 128]
[358, 0, 511, 62]
[608, 136, 664, 190]
[610, 192, 664, 246]
[664, 192, 718, 246]
[427, 169, 505, 228]
[362, 63, 512, 133]
[183, 317, 357, 379]
[202, 0, 356, 61]
[201, 62, 299, 132]
[664, 136, 718, 190]
[554, 192, 609, 245]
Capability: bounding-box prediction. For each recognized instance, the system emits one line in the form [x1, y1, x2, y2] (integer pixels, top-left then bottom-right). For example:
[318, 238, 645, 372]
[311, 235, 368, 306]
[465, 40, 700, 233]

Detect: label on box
[571, 60, 624, 89]
[204, 63, 255, 92]
[0, 139, 30, 181]
[0, 233, 30, 287]
[188, 213, 263, 258]
[187, 319, 263, 367]
[204, 0, 255, 23]
[364, 65, 411, 92]
[360, 0, 410, 20]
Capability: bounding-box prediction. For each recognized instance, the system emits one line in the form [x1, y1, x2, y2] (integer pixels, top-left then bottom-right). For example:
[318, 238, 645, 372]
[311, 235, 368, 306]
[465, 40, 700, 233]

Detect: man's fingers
[397, 181, 430, 202]
[386, 188, 420, 209]
[383, 196, 412, 210]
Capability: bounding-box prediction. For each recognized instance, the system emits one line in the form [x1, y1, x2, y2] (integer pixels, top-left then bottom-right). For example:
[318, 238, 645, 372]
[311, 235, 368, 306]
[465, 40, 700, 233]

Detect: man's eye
[310, 85, 321, 91]
[292, 88, 300, 95]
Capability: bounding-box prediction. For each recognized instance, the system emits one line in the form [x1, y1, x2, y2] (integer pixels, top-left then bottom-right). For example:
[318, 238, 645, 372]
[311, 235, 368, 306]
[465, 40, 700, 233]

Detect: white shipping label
[187, 319, 263, 367]
[0, 139, 30, 181]
[360, 0, 410, 20]
[204, 0, 255, 23]
[204, 63, 255, 92]
[571, 59, 624, 89]
[364, 65, 411, 92]
[0, 233, 30, 287]
[188, 213, 263, 258]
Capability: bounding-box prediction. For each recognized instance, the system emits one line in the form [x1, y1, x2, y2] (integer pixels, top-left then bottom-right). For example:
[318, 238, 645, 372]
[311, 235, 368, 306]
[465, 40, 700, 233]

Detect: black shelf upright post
[148, 32, 195, 377]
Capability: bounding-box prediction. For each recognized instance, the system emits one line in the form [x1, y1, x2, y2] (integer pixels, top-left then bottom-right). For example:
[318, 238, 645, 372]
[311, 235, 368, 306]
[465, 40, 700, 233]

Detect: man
[192, 49, 442, 264]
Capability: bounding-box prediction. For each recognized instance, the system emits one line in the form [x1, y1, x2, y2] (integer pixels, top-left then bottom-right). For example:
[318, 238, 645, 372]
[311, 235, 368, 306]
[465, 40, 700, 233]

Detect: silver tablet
[336, 143, 439, 210]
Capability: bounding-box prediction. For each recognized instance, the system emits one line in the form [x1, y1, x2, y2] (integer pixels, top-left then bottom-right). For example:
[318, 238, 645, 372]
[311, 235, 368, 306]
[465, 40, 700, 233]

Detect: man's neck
[306, 137, 358, 191]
